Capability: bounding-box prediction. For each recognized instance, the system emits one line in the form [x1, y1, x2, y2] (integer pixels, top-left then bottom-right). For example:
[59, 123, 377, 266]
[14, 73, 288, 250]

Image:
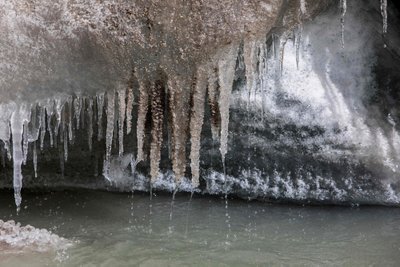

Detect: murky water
[0, 189, 399, 266]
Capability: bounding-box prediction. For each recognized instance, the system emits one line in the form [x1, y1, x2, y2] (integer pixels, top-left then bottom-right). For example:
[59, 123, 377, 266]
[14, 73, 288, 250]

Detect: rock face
[0, 0, 400, 207]
[0, 0, 330, 101]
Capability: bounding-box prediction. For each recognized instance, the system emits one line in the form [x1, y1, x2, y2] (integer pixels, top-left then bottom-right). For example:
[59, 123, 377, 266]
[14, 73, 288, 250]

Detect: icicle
[11, 108, 25, 211]
[340, 0, 347, 49]
[166, 73, 191, 186]
[46, 106, 54, 147]
[380, 0, 387, 34]
[278, 33, 289, 76]
[149, 82, 164, 182]
[207, 65, 220, 141]
[96, 93, 105, 141]
[243, 40, 257, 103]
[295, 24, 303, 70]
[87, 99, 94, 151]
[40, 107, 46, 150]
[73, 97, 82, 130]
[136, 79, 149, 162]
[300, 0, 307, 16]
[33, 142, 37, 178]
[28, 104, 40, 142]
[258, 41, 268, 117]
[22, 121, 29, 165]
[218, 44, 239, 164]
[126, 87, 134, 135]
[67, 97, 73, 142]
[189, 64, 208, 188]
[80, 98, 85, 130]
[64, 128, 68, 162]
[118, 88, 126, 156]
[103, 90, 115, 180]
[54, 99, 63, 142]
[0, 105, 12, 161]
[272, 34, 277, 60]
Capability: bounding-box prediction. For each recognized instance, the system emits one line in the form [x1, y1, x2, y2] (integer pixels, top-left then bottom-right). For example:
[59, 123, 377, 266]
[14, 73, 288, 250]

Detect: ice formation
[381, 0, 388, 34]
[0, 0, 398, 208]
[0, 220, 71, 253]
[340, 0, 347, 48]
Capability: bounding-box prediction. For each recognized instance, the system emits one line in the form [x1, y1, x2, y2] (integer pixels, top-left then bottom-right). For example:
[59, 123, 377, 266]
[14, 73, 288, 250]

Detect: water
[0, 190, 399, 266]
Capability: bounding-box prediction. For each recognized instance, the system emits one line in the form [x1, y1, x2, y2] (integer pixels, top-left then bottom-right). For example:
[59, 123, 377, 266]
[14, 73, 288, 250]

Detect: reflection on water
[0, 189, 399, 266]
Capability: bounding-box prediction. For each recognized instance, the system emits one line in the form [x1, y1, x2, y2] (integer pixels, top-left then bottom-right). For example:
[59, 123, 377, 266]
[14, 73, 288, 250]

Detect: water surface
[0, 190, 399, 266]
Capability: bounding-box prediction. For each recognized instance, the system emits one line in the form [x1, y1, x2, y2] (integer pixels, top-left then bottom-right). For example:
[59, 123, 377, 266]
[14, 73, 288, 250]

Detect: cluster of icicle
[340, 0, 388, 48]
[0, 29, 299, 210]
[0, 0, 391, 210]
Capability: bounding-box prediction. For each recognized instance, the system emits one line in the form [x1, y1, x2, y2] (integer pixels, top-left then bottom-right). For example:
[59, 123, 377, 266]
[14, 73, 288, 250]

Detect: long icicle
[300, 0, 307, 16]
[136, 79, 149, 163]
[340, 0, 347, 49]
[207, 65, 220, 141]
[380, 0, 387, 34]
[189, 64, 208, 188]
[74, 97, 82, 130]
[40, 106, 46, 150]
[167, 74, 191, 187]
[295, 24, 303, 70]
[243, 40, 257, 104]
[118, 88, 126, 156]
[87, 98, 94, 151]
[33, 141, 38, 178]
[22, 121, 29, 165]
[218, 45, 239, 166]
[96, 93, 105, 141]
[103, 90, 115, 181]
[11, 107, 25, 211]
[149, 81, 164, 183]
[46, 105, 54, 148]
[126, 86, 134, 135]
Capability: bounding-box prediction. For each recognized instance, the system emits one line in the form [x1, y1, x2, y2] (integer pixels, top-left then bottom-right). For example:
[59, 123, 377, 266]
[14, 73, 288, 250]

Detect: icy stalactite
[207, 65, 220, 141]
[295, 25, 303, 69]
[149, 82, 164, 182]
[81, 98, 86, 130]
[96, 93, 105, 141]
[126, 87, 134, 135]
[136, 78, 149, 162]
[167, 74, 191, 186]
[87, 99, 94, 151]
[243, 40, 258, 103]
[276, 32, 291, 76]
[40, 107, 46, 150]
[189, 64, 208, 188]
[217, 44, 239, 164]
[118, 88, 126, 156]
[54, 99, 63, 144]
[33, 142, 38, 178]
[103, 90, 116, 181]
[340, 0, 347, 48]
[380, 0, 388, 34]
[300, 0, 307, 16]
[73, 97, 82, 130]
[258, 41, 268, 118]
[67, 97, 73, 143]
[28, 106, 40, 178]
[63, 128, 68, 162]
[22, 121, 29, 165]
[46, 105, 54, 148]
[11, 106, 28, 211]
